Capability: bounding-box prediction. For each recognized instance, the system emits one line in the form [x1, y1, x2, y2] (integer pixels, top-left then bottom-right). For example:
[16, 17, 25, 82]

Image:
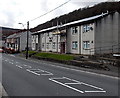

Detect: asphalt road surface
[1, 53, 119, 97]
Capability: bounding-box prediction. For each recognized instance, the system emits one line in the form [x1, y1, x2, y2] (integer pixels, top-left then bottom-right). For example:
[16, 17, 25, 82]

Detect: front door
[61, 42, 65, 53]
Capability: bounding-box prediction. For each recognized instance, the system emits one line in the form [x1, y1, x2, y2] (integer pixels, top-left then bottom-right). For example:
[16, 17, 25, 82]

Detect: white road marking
[50, 77, 66, 80]
[14, 55, 118, 79]
[49, 77, 106, 93]
[26, 69, 40, 76]
[81, 82, 103, 91]
[5, 60, 8, 62]
[16, 65, 23, 69]
[85, 91, 106, 93]
[23, 64, 32, 68]
[10, 55, 15, 57]
[16, 62, 19, 63]
[63, 77, 81, 83]
[41, 71, 53, 75]
[49, 78, 84, 94]
[65, 83, 81, 85]
[64, 77, 104, 91]
[9, 62, 13, 64]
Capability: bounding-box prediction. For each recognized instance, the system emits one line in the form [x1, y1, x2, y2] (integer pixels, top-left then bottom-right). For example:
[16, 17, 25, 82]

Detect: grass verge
[34, 52, 74, 61]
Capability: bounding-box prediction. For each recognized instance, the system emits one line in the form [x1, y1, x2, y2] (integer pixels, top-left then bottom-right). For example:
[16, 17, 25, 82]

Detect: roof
[32, 12, 108, 35]
[7, 33, 17, 39]
[7, 32, 22, 39]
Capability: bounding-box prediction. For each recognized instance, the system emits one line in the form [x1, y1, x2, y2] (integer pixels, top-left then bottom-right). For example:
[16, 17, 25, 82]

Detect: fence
[90, 43, 120, 55]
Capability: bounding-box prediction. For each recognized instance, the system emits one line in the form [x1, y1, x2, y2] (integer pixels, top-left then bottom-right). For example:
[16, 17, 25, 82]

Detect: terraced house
[31, 2, 120, 55]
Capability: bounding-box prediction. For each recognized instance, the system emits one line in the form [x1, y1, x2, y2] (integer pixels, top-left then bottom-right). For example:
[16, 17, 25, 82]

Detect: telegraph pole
[26, 21, 29, 59]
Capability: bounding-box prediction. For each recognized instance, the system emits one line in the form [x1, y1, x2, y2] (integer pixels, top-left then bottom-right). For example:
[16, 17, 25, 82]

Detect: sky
[0, 0, 118, 29]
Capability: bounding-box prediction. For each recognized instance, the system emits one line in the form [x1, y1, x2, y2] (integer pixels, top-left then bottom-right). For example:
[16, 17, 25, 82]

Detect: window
[83, 25, 93, 33]
[83, 41, 90, 49]
[32, 43, 35, 48]
[72, 27, 78, 34]
[46, 43, 49, 49]
[52, 42, 56, 49]
[42, 43, 44, 48]
[47, 33, 49, 36]
[72, 41, 78, 49]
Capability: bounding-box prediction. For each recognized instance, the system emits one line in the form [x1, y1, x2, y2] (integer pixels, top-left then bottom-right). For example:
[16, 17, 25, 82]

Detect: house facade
[31, 11, 120, 55]
[6, 31, 32, 52]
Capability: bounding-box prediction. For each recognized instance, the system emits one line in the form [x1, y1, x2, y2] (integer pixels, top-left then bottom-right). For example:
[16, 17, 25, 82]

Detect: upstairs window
[72, 26, 78, 34]
[47, 33, 49, 36]
[83, 25, 93, 33]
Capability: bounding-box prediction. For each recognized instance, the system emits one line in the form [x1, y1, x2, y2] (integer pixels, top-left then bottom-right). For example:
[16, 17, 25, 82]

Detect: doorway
[61, 42, 65, 53]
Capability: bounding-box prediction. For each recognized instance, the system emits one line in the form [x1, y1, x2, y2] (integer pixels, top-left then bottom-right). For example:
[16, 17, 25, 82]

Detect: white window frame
[42, 43, 44, 48]
[72, 26, 78, 35]
[46, 43, 49, 49]
[83, 41, 90, 49]
[72, 41, 78, 50]
[52, 42, 56, 49]
[83, 24, 93, 33]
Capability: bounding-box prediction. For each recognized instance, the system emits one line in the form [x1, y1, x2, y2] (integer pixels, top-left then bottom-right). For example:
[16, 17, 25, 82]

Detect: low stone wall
[31, 55, 109, 71]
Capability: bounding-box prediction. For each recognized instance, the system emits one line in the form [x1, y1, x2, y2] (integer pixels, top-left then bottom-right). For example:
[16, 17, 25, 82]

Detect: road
[1, 53, 119, 97]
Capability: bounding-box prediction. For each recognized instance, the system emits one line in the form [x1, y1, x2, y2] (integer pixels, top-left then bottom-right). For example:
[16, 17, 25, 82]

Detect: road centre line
[49, 78, 84, 94]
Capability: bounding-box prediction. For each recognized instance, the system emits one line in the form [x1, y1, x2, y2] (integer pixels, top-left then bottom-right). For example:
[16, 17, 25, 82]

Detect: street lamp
[18, 23, 25, 29]
[18, 22, 29, 59]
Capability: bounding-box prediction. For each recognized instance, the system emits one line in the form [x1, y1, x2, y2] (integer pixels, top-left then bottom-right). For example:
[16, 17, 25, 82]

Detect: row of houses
[6, 31, 31, 52]
[31, 11, 120, 55]
[5, 2, 120, 55]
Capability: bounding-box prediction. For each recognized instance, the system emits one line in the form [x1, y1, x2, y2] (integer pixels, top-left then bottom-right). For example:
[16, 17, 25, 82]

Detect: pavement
[1, 53, 119, 97]
[0, 82, 8, 97]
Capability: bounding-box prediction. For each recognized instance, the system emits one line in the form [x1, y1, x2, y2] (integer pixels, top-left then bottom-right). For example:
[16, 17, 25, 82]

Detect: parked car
[0, 48, 4, 53]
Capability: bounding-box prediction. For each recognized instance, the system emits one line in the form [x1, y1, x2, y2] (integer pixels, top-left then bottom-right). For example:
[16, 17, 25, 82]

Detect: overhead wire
[30, 0, 71, 22]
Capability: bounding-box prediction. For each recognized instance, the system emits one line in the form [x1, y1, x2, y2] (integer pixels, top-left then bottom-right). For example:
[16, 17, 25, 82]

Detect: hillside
[31, 1, 120, 32]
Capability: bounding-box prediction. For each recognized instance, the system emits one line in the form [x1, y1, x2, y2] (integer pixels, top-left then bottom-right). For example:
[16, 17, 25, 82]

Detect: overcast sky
[0, 0, 117, 29]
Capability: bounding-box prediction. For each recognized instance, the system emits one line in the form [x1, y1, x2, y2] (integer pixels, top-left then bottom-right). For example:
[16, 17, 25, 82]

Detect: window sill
[83, 48, 90, 50]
